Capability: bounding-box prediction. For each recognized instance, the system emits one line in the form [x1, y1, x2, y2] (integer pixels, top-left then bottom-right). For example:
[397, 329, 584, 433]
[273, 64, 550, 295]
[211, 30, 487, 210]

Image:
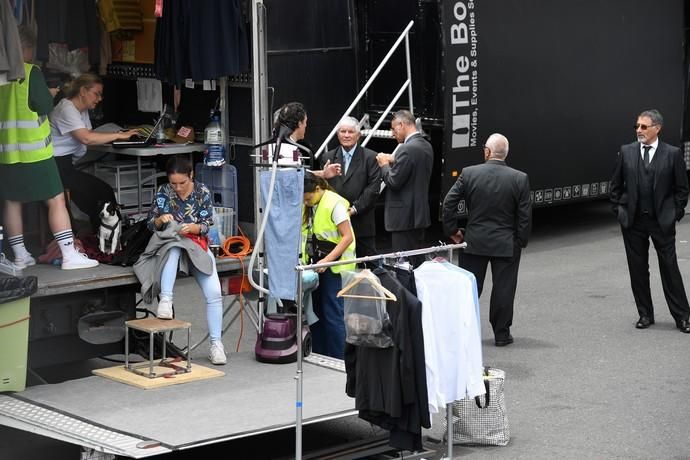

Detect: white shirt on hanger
[414, 260, 485, 414]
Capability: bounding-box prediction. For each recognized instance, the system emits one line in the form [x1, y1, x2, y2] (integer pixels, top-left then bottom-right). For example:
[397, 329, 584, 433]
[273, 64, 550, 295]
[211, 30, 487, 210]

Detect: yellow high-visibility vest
[0, 63, 53, 164]
[301, 189, 356, 273]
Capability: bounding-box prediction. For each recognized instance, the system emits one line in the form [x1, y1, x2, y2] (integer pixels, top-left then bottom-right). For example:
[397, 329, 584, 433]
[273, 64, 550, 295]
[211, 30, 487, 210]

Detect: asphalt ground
[4, 199, 690, 459]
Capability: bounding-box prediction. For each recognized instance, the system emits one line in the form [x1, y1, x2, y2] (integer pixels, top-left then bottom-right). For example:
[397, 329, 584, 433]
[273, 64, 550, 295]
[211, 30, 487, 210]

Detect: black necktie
[643, 146, 651, 166]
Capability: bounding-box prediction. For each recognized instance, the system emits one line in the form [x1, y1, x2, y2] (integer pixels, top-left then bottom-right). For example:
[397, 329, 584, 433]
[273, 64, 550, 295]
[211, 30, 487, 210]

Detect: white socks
[8, 234, 31, 260]
[54, 229, 78, 259]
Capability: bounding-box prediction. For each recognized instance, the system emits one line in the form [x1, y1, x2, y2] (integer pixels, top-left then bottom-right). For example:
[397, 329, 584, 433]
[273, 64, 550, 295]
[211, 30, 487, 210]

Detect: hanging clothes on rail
[344, 268, 430, 452]
[259, 167, 304, 301]
[154, 0, 249, 84]
[414, 259, 485, 414]
[385, 261, 416, 296]
[34, 0, 101, 67]
[0, 0, 24, 82]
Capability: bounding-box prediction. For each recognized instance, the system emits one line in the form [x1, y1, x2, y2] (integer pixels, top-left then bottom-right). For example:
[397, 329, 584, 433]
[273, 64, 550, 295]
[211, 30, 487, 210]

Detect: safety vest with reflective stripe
[0, 63, 53, 164]
[301, 189, 356, 273]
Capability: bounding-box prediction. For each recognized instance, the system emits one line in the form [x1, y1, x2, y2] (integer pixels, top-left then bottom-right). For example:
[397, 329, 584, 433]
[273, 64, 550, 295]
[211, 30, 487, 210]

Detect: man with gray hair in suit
[320, 116, 381, 257]
[610, 109, 690, 333]
[442, 133, 531, 346]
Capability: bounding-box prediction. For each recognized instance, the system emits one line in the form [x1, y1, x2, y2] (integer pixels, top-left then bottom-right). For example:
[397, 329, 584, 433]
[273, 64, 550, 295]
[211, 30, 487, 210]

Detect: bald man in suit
[442, 133, 531, 346]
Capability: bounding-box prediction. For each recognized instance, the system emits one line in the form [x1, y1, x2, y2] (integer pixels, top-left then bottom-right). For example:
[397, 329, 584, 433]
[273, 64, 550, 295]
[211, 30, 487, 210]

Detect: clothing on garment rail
[260, 168, 304, 300]
[300, 243, 467, 458]
[345, 267, 430, 452]
[414, 259, 485, 413]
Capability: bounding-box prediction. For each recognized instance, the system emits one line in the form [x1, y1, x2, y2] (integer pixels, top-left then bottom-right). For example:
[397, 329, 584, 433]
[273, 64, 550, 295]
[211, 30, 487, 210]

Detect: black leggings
[54, 155, 117, 233]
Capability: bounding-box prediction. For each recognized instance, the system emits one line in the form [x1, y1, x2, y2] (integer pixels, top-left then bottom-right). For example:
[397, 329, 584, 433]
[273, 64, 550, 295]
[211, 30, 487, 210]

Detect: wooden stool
[125, 317, 192, 379]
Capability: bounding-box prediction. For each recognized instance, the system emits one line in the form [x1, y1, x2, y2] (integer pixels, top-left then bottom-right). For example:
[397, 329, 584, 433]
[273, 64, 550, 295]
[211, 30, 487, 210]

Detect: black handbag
[304, 209, 337, 261]
[310, 235, 337, 260]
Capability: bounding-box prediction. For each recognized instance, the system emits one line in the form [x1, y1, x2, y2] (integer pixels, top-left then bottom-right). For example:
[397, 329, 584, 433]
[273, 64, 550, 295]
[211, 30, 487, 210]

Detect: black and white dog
[98, 201, 122, 255]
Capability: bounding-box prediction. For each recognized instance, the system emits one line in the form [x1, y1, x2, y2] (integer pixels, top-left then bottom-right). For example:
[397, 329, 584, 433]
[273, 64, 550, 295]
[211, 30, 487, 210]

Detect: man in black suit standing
[376, 110, 433, 265]
[319, 116, 381, 257]
[442, 133, 531, 346]
[610, 109, 690, 333]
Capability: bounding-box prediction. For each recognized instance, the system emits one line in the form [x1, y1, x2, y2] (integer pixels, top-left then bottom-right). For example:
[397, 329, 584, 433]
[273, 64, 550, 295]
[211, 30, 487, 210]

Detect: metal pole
[252, 0, 270, 244]
[297, 242, 466, 272]
[446, 403, 453, 459]
[251, 0, 269, 346]
[220, 76, 229, 163]
[404, 35, 414, 115]
[295, 272, 304, 460]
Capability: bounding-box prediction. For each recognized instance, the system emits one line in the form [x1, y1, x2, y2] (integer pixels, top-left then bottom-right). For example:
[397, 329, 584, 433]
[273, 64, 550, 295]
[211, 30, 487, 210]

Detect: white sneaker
[61, 251, 99, 270]
[13, 254, 36, 270]
[209, 341, 227, 365]
[157, 298, 173, 320]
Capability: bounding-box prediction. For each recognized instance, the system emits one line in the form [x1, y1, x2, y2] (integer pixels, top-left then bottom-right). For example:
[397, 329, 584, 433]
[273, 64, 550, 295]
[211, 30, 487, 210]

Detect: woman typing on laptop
[50, 73, 139, 233]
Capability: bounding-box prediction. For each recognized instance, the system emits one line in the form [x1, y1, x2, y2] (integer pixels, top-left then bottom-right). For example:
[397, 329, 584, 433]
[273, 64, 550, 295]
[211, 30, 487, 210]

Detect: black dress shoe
[495, 335, 514, 347]
[676, 319, 690, 333]
[635, 316, 654, 329]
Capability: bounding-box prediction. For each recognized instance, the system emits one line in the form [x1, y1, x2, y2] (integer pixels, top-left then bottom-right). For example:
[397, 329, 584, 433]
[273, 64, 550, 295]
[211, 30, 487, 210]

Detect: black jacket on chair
[610, 140, 689, 234]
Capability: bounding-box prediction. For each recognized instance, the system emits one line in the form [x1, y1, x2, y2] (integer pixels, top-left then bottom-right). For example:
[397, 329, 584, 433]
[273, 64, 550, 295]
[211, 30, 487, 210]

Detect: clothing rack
[294, 242, 468, 460]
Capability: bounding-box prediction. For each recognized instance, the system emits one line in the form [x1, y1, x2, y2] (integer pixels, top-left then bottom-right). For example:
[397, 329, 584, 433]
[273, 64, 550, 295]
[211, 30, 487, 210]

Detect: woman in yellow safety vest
[301, 171, 356, 359]
[0, 25, 98, 270]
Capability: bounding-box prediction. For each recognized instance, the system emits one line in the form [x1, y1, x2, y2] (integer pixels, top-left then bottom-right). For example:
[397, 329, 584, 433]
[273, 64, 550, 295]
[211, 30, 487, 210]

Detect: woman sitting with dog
[50, 73, 139, 233]
[302, 171, 356, 359]
[134, 155, 226, 366]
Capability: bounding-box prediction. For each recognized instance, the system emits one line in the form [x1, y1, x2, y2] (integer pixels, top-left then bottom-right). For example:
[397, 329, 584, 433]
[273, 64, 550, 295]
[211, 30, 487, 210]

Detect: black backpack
[110, 219, 152, 266]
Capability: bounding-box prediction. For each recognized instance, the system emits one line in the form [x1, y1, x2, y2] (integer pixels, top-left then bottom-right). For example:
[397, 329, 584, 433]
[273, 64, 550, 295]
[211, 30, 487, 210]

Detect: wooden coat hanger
[337, 269, 397, 301]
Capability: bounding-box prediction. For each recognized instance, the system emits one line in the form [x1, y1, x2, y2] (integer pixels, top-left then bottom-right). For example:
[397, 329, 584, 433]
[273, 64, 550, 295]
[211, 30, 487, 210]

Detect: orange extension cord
[218, 226, 253, 352]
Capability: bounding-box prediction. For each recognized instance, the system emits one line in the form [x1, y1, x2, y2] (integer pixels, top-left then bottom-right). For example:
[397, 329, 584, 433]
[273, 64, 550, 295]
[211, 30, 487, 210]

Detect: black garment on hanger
[154, 0, 249, 84]
[35, 0, 101, 65]
[381, 264, 417, 297]
[344, 269, 429, 451]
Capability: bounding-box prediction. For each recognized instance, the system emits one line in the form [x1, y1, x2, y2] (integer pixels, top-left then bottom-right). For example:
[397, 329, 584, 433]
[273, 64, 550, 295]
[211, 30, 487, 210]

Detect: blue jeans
[260, 168, 304, 300]
[310, 269, 345, 359]
[160, 247, 223, 342]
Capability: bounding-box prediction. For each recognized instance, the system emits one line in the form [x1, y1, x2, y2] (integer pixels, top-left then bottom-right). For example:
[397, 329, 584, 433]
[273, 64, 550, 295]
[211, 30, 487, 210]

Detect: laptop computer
[112, 113, 165, 149]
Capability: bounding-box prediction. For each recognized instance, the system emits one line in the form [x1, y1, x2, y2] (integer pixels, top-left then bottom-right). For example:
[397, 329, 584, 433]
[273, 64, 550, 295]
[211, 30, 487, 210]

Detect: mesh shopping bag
[445, 367, 510, 446]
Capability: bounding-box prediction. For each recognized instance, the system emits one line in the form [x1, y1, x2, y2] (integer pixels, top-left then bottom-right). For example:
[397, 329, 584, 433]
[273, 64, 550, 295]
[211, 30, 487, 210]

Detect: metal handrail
[361, 79, 410, 147]
[314, 20, 415, 158]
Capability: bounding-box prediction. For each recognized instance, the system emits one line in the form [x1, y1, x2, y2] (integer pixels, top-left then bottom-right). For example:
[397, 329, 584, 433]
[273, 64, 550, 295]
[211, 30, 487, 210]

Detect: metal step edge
[361, 129, 395, 139]
[0, 395, 170, 458]
[304, 353, 346, 372]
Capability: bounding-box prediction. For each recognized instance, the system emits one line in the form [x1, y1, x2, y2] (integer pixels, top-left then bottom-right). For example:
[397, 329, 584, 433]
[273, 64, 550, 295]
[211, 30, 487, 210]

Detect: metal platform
[0, 352, 356, 458]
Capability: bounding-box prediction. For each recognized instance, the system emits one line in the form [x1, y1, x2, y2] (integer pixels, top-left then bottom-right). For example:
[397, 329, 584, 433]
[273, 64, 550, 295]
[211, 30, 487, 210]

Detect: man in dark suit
[376, 110, 433, 265]
[442, 133, 531, 346]
[319, 116, 381, 257]
[610, 109, 690, 333]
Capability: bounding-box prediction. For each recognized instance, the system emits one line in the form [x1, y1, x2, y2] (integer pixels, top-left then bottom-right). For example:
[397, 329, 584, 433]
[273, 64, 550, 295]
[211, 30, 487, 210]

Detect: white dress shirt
[414, 260, 485, 415]
[640, 139, 659, 164]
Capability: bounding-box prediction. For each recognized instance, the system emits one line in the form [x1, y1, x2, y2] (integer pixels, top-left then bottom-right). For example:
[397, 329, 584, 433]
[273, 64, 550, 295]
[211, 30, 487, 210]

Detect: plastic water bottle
[208, 226, 221, 257]
[204, 111, 226, 167]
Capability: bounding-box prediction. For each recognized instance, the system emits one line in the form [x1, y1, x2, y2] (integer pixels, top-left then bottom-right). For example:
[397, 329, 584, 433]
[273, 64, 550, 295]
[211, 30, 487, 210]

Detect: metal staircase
[314, 20, 417, 157]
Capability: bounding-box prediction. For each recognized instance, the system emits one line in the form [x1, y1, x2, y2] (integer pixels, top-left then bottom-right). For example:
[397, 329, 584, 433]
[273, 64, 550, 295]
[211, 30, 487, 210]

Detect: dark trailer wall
[441, 0, 686, 207]
[230, 0, 357, 224]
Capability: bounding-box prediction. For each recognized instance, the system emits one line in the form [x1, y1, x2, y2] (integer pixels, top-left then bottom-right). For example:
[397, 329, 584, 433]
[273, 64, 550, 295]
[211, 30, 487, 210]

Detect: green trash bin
[0, 276, 37, 392]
